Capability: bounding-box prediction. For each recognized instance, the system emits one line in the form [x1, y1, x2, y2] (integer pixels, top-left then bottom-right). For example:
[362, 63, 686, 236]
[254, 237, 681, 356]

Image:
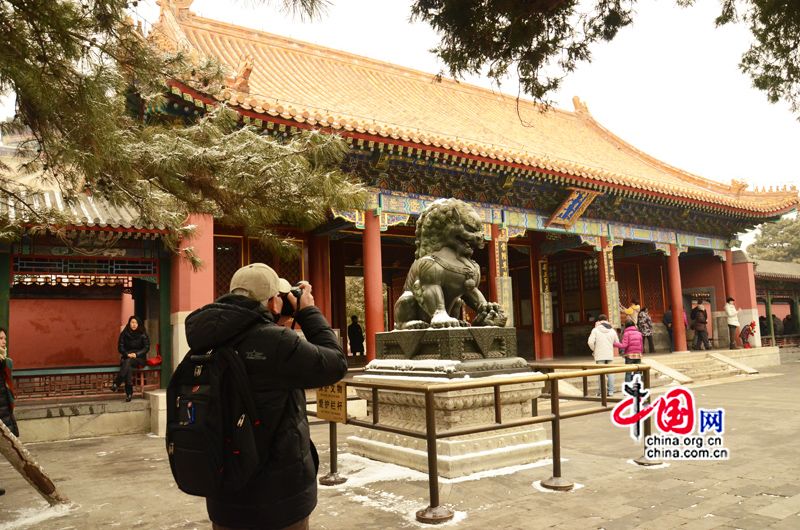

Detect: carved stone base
[372, 327, 529, 377]
[348, 374, 552, 478]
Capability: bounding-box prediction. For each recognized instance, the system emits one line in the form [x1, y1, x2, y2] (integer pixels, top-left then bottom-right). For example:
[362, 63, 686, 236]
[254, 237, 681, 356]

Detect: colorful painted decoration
[546, 188, 602, 228]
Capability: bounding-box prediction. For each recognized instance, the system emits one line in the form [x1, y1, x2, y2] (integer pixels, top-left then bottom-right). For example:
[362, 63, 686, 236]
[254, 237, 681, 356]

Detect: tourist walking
[112, 316, 150, 401]
[637, 307, 655, 353]
[724, 297, 740, 349]
[691, 301, 711, 351]
[348, 315, 365, 356]
[0, 327, 19, 497]
[588, 314, 618, 396]
[185, 263, 347, 530]
[614, 319, 644, 383]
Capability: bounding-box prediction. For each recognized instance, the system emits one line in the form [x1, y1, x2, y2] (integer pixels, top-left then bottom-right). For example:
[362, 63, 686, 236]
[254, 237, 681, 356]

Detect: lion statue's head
[414, 198, 485, 259]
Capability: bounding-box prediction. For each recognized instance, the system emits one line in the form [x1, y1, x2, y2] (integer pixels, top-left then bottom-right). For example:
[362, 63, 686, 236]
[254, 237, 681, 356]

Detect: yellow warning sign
[316, 382, 347, 423]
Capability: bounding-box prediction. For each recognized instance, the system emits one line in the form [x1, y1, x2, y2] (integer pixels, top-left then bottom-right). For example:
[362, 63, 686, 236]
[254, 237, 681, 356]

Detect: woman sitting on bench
[111, 316, 150, 402]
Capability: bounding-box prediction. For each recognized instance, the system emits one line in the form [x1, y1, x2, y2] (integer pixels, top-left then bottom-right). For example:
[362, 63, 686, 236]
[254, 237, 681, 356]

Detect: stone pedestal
[372, 327, 529, 377]
[348, 374, 551, 478]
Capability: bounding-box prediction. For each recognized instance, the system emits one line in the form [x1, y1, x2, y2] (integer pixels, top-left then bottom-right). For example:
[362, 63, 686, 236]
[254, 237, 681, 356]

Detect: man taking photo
[185, 263, 347, 530]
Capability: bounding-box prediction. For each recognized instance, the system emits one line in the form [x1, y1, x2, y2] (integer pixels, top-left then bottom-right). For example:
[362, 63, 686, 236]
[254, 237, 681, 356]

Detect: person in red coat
[614, 319, 644, 383]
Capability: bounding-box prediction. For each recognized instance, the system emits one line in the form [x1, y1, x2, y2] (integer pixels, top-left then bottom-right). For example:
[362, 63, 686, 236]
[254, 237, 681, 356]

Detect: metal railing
[309, 363, 657, 524]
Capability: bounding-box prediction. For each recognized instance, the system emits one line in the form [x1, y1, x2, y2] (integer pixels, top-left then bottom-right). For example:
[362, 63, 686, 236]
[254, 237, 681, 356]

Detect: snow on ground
[324, 453, 561, 526]
[0, 503, 74, 530]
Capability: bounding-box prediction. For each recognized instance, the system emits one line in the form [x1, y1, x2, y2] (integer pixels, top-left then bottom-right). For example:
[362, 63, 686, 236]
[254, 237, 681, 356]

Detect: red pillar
[723, 249, 737, 301]
[488, 224, 500, 302]
[530, 233, 553, 360]
[529, 236, 542, 359]
[667, 244, 688, 352]
[309, 236, 332, 322]
[363, 211, 384, 361]
[170, 213, 215, 369]
[120, 291, 134, 331]
[598, 236, 610, 318]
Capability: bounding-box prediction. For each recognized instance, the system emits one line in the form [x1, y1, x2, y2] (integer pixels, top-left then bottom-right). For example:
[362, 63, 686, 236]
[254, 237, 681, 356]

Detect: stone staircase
[651, 351, 745, 382]
[538, 347, 782, 397]
[547, 361, 674, 397]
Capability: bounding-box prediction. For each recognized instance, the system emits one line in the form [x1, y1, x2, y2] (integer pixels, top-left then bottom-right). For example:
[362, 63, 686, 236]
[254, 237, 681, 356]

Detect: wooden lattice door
[640, 265, 666, 321]
[615, 262, 640, 315]
[214, 236, 243, 299]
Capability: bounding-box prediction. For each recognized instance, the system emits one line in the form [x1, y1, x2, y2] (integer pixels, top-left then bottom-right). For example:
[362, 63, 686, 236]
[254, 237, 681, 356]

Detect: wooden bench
[13, 365, 161, 401]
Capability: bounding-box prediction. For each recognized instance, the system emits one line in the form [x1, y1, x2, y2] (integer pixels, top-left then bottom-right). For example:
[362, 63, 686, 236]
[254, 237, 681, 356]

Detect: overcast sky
[125, 0, 800, 192]
[2, 0, 797, 243]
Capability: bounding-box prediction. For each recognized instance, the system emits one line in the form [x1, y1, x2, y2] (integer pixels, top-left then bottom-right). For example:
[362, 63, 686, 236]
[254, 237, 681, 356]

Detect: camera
[280, 282, 306, 317]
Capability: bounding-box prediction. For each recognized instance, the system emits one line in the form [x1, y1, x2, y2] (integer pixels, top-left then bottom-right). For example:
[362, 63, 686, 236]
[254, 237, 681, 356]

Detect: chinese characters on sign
[611, 374, 729, 460]
[316, 382, 347, 423]
[545, 188, 601, 228]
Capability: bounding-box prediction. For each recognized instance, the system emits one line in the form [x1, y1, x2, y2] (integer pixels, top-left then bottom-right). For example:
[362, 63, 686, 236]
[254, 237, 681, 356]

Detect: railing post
[541, 378, 574, 491]
[416, 390, 454, 524]
[372, 388, 379, 424]
[635, 368, 662, 466]
[319, 421, 347, 485]
[494, 385, 502, 424]
[600, 372, 607, 407]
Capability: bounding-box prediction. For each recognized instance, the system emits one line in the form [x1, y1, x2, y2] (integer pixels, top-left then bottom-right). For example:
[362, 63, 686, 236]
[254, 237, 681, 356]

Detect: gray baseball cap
[229, 263, 291, 301]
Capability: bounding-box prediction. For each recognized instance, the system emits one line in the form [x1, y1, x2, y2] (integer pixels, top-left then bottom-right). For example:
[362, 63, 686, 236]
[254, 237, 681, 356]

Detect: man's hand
[289, 281, 315, 311]
[128, 353, 136, 359]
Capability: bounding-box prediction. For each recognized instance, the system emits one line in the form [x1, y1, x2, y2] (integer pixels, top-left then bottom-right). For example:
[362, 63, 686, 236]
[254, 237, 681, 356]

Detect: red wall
[8, 299, 122, 369]
[758, 302, 791, 319]
[733, 261, 757, 309]
[679, 255, 727, 339]
[679, 256, 727, 309]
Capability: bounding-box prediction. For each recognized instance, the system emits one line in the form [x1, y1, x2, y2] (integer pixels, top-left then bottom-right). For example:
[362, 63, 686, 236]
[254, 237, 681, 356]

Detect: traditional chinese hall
[1, 0, 797, 400]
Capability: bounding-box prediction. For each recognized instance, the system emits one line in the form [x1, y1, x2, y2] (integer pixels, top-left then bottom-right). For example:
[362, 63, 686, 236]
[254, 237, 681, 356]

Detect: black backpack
[166, 341, 264, 497]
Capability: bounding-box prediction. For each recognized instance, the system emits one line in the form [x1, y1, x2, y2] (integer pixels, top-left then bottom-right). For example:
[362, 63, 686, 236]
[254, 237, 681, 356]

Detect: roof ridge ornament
[572, 96, 590, 115]
[730, 179, 748, 197]
[225, 54, 254, 94]
[158, 0, 194, 20]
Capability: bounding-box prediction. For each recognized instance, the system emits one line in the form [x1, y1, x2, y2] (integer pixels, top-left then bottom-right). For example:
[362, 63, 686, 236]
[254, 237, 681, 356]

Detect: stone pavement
[1, 362, 799, 529]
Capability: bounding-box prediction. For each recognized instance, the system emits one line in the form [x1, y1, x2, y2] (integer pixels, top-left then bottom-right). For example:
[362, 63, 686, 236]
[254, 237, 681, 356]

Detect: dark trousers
[666, 326, 673, 351]
[212, 516, 309, 530]
[693, 330, 710, 350]
[643, 335, 655, 353]
[728, 325, 738, 349]
[624, 357, 641, 383]
[114, 357, 144, 394]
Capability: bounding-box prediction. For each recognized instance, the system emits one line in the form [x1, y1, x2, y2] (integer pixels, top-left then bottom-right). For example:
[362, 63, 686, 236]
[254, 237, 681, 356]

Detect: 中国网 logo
[610, 374, 729, 460]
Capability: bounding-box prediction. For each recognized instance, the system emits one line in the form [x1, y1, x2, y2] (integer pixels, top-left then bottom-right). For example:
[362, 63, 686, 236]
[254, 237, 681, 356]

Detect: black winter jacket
[185, 294, 347, 530]
[0, 358, 18, 437]
[693, 309, 708, 332]
[117, 329, 150, 361]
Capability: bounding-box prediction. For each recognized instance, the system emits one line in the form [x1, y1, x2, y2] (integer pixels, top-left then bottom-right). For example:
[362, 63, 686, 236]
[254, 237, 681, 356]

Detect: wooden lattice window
[214, 236, 243, 299]
[274, 253, 302, 286]
[248, 239, 303, 285]
[582, 257, 599, 289]
[248, 239, 272, 266]
[640, 265, 665, 321]
[562, 261, 579, 291]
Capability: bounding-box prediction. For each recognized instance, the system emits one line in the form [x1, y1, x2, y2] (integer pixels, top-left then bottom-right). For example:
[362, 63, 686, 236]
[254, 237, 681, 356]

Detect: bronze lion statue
[394, 198, 508, 329]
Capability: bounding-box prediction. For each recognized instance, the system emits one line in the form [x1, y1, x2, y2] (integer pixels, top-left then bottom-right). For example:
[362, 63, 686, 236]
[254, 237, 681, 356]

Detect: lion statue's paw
[430, 310, 461, 328]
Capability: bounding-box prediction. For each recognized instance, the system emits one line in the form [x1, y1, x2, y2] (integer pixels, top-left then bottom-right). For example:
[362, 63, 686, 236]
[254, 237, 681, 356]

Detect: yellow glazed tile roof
[150, 1, 799, 216]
